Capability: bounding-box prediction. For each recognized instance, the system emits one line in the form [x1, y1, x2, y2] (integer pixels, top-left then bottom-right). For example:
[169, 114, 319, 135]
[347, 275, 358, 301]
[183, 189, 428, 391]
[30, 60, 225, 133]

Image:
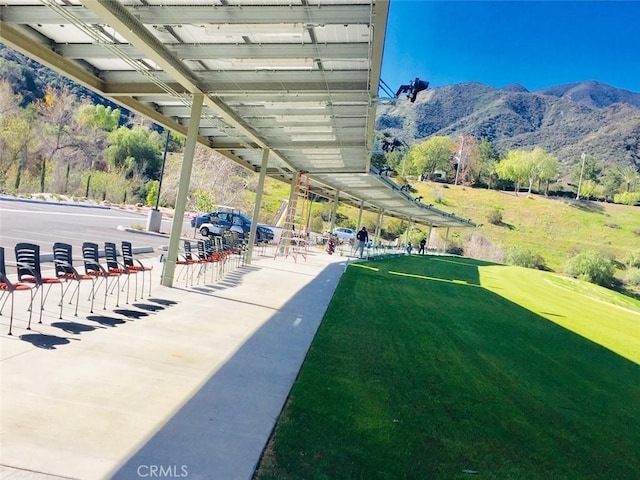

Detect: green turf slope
[256, 256, 640, 480]
[478, 263, 640, 364]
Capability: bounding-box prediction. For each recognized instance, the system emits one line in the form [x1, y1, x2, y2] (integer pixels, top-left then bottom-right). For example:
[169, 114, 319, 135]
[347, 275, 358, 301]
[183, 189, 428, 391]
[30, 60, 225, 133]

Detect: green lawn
[255, 255, 640, 480]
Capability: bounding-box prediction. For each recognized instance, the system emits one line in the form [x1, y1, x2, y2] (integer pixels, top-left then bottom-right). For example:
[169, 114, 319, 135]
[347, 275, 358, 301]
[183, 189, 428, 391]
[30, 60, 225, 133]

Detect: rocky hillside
[376, 81, 640, 177]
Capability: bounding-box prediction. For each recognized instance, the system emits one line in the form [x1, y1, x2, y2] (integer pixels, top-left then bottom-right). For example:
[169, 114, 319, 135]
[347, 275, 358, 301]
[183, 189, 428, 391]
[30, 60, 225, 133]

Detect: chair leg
[6, 293, 14, 335]
[57, 283, 63, 319]
[88, 279, 95, 313]
[74, 281, 80, 316]
[0, 291, 10, 316]
[26, 287, 40, 330]
[38, 287, 44, 324]
[101, 276, 108, 310]
[139, 269, 145, 299]
[87, 277, 100, 311]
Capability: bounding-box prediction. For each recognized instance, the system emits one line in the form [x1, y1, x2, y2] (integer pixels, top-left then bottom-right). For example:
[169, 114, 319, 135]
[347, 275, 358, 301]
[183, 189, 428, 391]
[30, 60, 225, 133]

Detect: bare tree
[35, 88, 111, 194]
[157, 144, 254, 210]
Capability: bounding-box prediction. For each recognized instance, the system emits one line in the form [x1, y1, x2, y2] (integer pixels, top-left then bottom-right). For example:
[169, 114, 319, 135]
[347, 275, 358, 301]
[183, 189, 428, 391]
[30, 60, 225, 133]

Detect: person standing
[356, 226, 369, 258]
[419, 238, 426, 255]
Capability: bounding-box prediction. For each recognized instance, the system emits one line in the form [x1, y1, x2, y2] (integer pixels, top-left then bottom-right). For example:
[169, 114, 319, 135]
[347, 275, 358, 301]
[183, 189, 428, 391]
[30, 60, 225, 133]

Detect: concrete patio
[1, 247, 347, 480]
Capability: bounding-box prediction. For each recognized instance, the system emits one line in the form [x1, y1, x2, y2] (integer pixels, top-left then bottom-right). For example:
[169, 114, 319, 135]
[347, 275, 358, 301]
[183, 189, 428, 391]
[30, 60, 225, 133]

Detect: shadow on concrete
[114, 309, 149, 320]
[50, 321, 99, 334]
[85, 314, 127, 327]
[148, 298, 179, 307]
[109, 260, 346, 480]
[20, 333, 71, 349]
[132, 302, 165, 312]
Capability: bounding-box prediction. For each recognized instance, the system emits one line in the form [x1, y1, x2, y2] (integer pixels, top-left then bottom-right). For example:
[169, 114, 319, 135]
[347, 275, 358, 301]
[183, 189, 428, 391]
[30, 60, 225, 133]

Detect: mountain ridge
[376, 81, 640, 178]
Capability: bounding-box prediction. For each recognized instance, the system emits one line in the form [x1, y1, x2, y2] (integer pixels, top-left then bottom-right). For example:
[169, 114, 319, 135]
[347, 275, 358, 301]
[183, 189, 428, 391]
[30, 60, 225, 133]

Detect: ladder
[275, 171, 310, 262]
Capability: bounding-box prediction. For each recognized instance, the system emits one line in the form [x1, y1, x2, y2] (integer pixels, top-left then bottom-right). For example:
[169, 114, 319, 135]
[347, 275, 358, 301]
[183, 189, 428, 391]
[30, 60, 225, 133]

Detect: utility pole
[576, 152, 586, 200]
[147, 129, 171, 232]
[454, 135, 464, 186]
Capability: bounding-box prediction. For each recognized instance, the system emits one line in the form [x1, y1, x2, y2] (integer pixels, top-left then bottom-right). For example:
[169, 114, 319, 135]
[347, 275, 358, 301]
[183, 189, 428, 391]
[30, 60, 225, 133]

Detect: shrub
[625, 250, 640, 268]
[192, 188, 216, 213]
[446, 244, 464, 256]
[487, 208, 503, 225]
[565, 250, 615, 287]
[613, 191, 640, 205]
[464, 233, 504, 263]
[505, 245, 546, 270]
[146, 180, 159, 207]
[625, 267, 640, 287]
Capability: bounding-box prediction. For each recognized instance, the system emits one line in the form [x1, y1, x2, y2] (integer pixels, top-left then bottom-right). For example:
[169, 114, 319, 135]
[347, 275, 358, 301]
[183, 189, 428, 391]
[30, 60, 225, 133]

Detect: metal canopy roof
[0, 0, 474, 229]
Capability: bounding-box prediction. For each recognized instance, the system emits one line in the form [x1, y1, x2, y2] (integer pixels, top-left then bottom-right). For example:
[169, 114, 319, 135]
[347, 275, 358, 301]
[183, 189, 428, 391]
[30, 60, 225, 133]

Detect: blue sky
[380, 1, 640, 94]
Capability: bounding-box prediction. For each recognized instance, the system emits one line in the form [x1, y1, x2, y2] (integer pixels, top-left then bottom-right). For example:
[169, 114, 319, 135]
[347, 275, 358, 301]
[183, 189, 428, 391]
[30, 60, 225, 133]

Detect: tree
[406, 136, 454, 179]
[79, 104, 121, 132]
[531, 147, 558, 195]
[495, 147, 557, 195]
[36, 87, 104, 193]
[600, 168, 623, 201]
[495, 150, 529, 194]
[619, 166, 639, 193]
[476, 138, 501, 188]
[0, 81, 41, 191]
[192, 188, 216, 213]
[572, 154, 601, 186]
[453, 135, 479, 185]
[105, 125, 163, 179]
[578, 179, 603, 200]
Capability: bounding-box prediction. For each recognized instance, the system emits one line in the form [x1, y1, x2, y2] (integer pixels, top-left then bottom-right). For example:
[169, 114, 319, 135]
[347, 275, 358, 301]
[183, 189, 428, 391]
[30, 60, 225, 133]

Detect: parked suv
[193, 211, 274, 243]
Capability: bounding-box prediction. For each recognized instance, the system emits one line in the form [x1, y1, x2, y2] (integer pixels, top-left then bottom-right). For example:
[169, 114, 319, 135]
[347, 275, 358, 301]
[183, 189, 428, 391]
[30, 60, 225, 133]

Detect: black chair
[53, 242, 96, 315]
[121, 241, 153, 298]
[104, 242, 130, 304]
[15, 242, 65, 325]
[82, 242, 119, 309]
[1, 246, 35, 335]
[176, 240, 197, 287]
[195, 240, 217, 283]
[204, 238, 221, 282]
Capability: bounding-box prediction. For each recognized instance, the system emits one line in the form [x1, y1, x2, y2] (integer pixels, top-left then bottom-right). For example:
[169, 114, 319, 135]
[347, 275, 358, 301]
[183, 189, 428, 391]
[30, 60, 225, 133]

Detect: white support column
[444, 227, 450, 254]
[374, 210, 383, 246]
[329, 190, 339, 233]
[246, 148, 269, 265]
[356, 200, 364, 231]
[161, 94, 203, 287]
[288, 173, 298, 198]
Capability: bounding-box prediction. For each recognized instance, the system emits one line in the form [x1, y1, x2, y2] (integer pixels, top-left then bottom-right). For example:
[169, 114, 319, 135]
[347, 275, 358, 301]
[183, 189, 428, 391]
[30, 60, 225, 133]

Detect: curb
[117, 225, 170, 238]
[0, 196, 112, 210]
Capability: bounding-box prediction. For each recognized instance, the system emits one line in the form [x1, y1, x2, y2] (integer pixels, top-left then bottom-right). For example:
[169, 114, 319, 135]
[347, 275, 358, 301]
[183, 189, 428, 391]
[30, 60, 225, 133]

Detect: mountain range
[376, 81, 640, 179]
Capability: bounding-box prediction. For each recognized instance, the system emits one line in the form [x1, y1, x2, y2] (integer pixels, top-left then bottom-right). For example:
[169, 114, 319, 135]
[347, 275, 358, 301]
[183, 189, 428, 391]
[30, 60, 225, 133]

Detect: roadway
[0, 197, 188, 263]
